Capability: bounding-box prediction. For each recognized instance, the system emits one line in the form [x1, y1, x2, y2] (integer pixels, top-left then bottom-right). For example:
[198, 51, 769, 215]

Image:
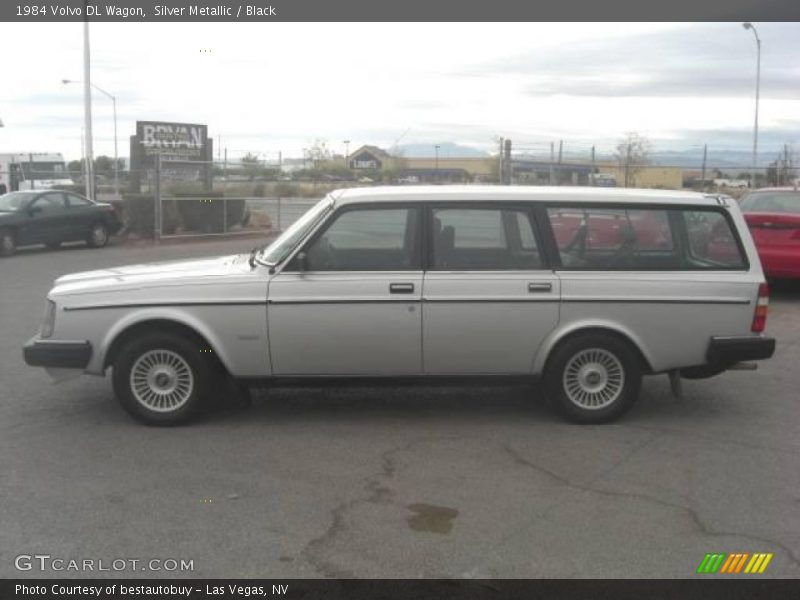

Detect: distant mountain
[394, 143, 488, 159]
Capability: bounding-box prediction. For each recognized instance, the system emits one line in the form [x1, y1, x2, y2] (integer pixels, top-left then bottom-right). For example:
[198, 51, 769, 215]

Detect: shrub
[122, 194, 179, 237]
[174, 192, 247, 233]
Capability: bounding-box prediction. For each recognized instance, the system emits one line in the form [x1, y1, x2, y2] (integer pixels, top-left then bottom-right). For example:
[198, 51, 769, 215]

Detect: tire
[0, 228, 16, 257]
[87, 221, 109, 248]
[544, 333, 642, 424]
[112, 331, 214, 425]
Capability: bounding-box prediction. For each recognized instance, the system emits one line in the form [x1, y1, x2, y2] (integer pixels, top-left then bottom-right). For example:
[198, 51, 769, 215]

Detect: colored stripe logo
[697, 552, 773, 574]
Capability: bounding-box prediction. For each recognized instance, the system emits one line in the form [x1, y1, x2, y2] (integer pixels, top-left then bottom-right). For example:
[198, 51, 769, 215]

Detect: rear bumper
[707, 336, 776, 365]
[23, 338, 92, 369]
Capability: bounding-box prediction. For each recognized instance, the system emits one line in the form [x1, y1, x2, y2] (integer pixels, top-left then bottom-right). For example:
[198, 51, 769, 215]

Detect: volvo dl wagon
[23, 186, 775, 424]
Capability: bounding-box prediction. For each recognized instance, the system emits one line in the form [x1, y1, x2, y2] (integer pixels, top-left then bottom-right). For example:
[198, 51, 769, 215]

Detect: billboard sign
[135, 121, 208, 165]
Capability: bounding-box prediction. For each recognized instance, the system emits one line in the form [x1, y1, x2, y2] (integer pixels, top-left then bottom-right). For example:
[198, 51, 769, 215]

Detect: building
[339, 145, 684, 189]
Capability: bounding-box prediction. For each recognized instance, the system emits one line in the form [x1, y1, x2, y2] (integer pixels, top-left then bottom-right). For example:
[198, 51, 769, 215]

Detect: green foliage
[122, 194, 180, 237]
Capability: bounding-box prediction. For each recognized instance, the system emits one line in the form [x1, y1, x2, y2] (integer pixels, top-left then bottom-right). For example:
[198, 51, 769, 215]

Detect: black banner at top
[2, 0, 800, 22]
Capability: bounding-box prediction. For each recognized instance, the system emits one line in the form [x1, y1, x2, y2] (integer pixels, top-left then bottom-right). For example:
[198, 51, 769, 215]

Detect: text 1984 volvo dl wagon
[23, 186, 775, 425]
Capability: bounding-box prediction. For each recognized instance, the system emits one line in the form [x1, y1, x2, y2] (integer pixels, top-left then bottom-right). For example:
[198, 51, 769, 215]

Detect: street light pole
[434, 145, 440, 182]
[343, 140, 350, 169]
[743, 22, 761, 189]
[82, 21, 95, 200]
[63, 79, 119, 198]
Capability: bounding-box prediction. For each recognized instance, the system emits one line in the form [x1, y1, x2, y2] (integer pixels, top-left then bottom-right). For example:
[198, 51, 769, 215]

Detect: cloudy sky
[1, 22, 798, 162]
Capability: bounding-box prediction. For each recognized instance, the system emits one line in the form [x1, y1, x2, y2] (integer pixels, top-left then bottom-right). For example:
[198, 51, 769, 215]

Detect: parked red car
[739, 188, 800, 279]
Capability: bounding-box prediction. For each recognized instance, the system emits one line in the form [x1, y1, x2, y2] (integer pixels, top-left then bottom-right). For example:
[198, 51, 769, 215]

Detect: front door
[17, 192, 70, 246]
[268, 205, 423, 376]
[422, 205, 560, 374]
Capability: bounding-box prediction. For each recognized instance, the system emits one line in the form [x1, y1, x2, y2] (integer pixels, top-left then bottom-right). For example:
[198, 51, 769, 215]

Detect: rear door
[422, 204, 560, 374]
[63, 193, 97, 240]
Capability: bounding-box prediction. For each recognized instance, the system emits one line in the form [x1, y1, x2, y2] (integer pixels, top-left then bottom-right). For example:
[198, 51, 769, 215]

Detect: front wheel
[112, 332, 212, 425]
[545, 333, 642, 423]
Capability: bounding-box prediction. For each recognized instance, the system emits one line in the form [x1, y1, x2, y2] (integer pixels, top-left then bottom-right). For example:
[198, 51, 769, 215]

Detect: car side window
[547, 206, 745, 270]
[430, 208, 542, 270]
[683, 210, 746, 268]
[31, 193, 66, 212]
[303, 207, 421, 271]
[66, 194, 92, 207]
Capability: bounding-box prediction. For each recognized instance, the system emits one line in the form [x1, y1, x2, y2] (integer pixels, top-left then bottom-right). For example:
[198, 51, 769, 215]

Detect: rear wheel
[0, 228, 16, 257]
[87, 221, 109, 248]
[545, 333, 642, 423]
[112, 332, 213, 425]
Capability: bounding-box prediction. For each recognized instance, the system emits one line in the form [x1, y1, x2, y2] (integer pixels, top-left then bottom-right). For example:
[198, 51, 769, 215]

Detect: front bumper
[707, 336, 776, 366]
[23, 338, 92, 369]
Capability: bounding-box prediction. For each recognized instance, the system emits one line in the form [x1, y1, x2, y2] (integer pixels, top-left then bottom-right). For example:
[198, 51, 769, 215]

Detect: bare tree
[303, 140, 333, 169]
[615, 132, 652, 188]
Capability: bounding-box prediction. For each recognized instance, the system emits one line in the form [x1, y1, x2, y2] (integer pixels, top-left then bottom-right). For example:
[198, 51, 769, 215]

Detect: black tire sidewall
[545, 334, 642, 424]
[112, 332, 210, 425]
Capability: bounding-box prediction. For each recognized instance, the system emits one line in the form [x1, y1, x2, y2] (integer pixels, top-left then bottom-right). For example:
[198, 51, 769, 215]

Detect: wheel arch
[533, 322, 655, 376]
[101, 313, 231, 375]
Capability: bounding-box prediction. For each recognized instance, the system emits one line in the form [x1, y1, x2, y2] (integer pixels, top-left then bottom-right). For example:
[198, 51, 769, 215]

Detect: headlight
[40, 300, 56, 338]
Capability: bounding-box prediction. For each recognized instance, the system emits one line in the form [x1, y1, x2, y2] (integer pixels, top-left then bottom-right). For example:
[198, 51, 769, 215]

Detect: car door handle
[389, 282, 415, 294]
[528, 282, 553, 293]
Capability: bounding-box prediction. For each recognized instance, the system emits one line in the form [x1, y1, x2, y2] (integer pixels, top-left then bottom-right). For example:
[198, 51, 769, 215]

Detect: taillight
[751, 283, 769, 333]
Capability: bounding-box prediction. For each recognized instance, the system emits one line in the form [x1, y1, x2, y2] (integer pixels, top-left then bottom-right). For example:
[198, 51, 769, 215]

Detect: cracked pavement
[1, 238, 798, 578]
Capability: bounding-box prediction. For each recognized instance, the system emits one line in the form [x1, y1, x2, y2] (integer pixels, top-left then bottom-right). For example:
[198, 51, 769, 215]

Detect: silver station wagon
[23, 186, 775, 425]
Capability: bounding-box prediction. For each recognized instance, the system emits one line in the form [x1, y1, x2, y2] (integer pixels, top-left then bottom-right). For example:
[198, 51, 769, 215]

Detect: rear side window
[431, 208, 542, 270]
[740, 192, 800, 214]
[683, 210, 746, 268]
[66, 194, 93, 207]
[548, 207, 676, 269]
[547, 206, 746, 270]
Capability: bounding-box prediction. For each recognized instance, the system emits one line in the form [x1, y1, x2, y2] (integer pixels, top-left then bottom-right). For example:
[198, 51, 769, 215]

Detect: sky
[0, 22, 798, 163]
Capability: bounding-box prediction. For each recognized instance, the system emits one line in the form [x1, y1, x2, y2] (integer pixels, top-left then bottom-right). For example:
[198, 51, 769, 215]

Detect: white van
[0, 153, 73, 194]
[23, 186, 775, 425]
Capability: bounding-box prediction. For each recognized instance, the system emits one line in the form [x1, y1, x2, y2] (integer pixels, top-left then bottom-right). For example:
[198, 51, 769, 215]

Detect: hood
[52, 254, 255, 296]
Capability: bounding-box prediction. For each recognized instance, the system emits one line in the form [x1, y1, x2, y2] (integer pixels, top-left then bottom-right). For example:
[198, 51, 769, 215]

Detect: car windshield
[257, 197, 332, 265]
[740, 192, 800, 214]
[0, 191, 36, 211]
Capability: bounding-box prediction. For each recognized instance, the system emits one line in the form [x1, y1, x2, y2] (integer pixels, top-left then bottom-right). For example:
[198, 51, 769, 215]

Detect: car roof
[329, 185, 716, 206]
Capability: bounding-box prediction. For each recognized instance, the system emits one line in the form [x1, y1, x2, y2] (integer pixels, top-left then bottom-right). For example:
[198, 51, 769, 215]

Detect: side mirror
[295, 251, 309, 271]
[27, 206, 42, 217]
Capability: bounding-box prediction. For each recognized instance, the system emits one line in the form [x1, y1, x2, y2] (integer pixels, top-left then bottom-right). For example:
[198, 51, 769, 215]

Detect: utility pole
[549, 142, 555, 185]
[701, 144, 708, 191]
[498, 137, 504, 185]
[784, 144, 790, 186]
[590, 146, 596, 186]
[624, 143, 632, 188]
[503, 139, 512, 185]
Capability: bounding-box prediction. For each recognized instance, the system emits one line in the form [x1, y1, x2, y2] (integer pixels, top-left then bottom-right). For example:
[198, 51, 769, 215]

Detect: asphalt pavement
[1, 237, 798, 578]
